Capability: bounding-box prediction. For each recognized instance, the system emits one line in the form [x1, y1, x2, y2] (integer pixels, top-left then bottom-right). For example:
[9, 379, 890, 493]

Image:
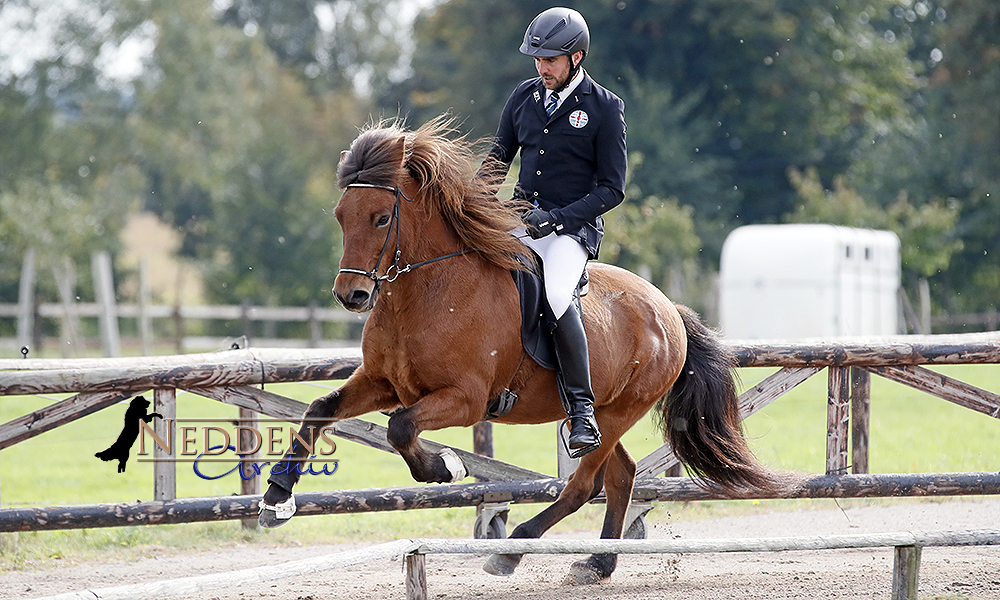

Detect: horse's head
[330, 117, 532, 312]
[332, 131, 411, 312]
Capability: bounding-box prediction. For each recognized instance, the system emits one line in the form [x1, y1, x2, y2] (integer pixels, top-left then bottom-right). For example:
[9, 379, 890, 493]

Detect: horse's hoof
[564, 559, 606, 585]
[258, 494, 296, 529]
[258, 507, 289, 529]
[483, 553, 522, 576]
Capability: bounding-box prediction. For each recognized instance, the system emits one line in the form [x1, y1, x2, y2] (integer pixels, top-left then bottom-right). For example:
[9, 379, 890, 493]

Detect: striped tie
[545, 91, 559, 117]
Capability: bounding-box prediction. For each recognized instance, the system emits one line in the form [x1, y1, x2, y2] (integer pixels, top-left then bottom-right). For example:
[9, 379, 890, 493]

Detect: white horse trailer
[720, 224, 900, 340]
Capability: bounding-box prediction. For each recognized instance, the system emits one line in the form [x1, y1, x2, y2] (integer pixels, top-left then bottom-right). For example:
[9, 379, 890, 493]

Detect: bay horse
[259, 117, 775, 583]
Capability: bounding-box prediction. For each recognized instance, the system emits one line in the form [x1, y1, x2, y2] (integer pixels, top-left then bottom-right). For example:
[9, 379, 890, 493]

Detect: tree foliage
[786, 167, 962, 282]
[400, 0, 919, 254]
[0, 0, 996, 322]
[395, 0, 995, 315]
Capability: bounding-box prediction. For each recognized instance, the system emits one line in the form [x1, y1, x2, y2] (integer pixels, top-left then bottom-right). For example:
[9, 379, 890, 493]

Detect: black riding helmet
[520, 7, 590, 91]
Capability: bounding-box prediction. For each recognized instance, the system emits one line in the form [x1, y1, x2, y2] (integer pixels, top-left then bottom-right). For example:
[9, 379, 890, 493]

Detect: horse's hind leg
[566, 441, 636, 584]
[483, 446, 610, 576]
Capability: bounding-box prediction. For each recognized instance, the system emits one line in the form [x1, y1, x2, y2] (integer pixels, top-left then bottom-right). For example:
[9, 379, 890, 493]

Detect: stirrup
[258, 494, 296, 520]
[558, 418, 602, 460]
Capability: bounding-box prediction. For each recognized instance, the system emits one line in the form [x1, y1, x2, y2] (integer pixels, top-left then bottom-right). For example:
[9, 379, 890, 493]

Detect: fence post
[918, 278, 931, 335]
[52, 256, 82, 357]
[153, 388, 177, 501]
[308, 301, 322, 347]
[16, 249, 36, 354]
[91, 251, 121, 357]
[139, 257, 153, 356]
[826, 367, 850, 474]
[405, 552, 427, 600]
[891, 545, 922, 600]
[472, 421, 494, 483]
[850, 367, 871, 474]
[172, 303, 184, 354]
[239, 406, 260, 531]
[241, 300, 252, 345]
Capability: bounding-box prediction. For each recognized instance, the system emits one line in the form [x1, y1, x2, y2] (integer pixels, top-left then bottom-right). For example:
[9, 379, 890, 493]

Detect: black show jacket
[489, 70, 627, 257]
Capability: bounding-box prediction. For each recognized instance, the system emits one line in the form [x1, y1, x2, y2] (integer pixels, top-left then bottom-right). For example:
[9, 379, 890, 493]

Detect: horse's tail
[655, 304, 777, 494]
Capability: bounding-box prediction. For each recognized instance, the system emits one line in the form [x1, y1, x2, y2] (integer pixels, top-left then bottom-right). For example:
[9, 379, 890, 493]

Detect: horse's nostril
[345, 289, 370, 308]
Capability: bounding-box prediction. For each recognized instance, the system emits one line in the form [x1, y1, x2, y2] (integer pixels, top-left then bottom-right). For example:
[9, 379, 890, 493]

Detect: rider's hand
[523, 208, 559, 239]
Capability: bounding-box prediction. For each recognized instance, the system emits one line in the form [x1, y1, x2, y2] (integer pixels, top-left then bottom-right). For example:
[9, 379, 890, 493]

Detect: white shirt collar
[546, 68, 584, 105]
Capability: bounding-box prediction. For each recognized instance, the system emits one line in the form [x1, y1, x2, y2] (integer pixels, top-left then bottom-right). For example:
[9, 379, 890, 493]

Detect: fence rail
[0, 300, 367, 356]
[3, 472, 999, 533]
[0, 301, 364, 323]
[1, 333, 998, 538]
[26, 530, 1000, 600]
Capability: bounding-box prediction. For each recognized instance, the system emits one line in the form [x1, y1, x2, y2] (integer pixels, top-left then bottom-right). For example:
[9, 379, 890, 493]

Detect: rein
[338, 183, 471, 294]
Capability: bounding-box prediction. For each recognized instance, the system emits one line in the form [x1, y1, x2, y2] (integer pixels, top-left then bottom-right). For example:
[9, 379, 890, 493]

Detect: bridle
[337, 183, 471, 296]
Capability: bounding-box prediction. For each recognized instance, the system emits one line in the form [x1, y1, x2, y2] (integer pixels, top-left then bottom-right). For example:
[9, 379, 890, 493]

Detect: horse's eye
[376, 214, 391, 227]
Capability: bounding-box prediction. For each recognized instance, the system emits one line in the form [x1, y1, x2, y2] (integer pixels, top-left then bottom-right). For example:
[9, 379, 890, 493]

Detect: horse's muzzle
[334, 280, 376, 313]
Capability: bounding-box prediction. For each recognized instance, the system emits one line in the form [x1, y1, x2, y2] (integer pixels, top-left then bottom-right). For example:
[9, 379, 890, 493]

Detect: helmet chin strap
[555, 53, 585, 93]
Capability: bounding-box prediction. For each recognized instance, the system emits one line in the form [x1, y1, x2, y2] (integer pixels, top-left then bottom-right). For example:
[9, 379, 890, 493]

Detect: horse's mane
[338, 116, 530, 272]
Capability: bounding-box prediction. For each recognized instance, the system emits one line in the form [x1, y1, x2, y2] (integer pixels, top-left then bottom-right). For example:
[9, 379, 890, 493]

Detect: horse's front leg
[259, 371, 397, 528]
[385, 387, 485, 484]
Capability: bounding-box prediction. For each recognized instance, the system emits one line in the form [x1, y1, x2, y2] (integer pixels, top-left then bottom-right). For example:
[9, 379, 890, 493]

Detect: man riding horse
[487, 7, 627, 458]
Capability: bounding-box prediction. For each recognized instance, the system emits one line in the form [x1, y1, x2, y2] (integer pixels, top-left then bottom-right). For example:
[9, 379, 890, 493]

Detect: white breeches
[513, 228, 588, 319]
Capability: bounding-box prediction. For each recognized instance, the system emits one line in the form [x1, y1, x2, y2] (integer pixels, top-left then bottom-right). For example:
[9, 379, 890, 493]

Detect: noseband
[338, 183, 470, 296]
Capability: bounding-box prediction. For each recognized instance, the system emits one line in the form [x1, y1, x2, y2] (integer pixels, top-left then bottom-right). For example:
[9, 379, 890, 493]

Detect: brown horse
[259, 117, 774, 583]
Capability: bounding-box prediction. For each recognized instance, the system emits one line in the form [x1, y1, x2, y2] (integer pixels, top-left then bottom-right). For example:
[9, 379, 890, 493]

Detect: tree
[786, 166, 962, 290]
[396, 0, 921, 262]
[216, 0, 411, 99]
[846, 0, 1000, 314]
[130, 0, 356, 305]
[0, 0, 138, 308]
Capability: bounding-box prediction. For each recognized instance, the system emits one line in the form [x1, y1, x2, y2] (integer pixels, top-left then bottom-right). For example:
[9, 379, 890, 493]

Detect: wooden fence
[2, 250, 368, 357]
[26, 530, 1000, 600]
[4, 472, 1000, 533]
[0, 333, 998, 536]
[0, 300, 366, 356]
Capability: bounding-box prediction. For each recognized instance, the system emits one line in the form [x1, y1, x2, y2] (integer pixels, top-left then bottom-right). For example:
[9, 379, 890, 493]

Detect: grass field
[1, 363, 998, 568]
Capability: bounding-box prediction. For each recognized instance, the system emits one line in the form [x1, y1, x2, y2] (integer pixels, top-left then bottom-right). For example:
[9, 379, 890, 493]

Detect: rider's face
[534, 51, 582, 90]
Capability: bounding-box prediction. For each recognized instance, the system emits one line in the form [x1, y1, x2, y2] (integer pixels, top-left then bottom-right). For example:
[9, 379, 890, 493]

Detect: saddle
[483, 256, 587, 420]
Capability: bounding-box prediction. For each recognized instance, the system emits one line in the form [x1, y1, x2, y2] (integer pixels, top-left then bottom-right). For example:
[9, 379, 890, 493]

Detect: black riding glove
[523, 208, 561, 239]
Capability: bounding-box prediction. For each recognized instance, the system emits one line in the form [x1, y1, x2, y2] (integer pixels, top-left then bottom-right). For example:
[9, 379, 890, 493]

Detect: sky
[0, 0, 153, 84]
[0, 0, 437, 87]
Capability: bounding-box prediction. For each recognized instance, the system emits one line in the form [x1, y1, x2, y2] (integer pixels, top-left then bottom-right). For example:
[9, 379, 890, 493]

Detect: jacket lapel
[532, 81, 548, 121]
[549, 72, 593, 122]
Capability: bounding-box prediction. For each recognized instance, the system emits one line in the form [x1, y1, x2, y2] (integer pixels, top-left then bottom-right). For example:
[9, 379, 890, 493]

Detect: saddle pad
[512, 266, 558, 371]
[511, 261, 586, 372]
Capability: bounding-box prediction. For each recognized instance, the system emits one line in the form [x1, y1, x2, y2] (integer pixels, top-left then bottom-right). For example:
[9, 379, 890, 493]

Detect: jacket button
[539, 149, 545, 154]
[533, 191, 539, 197]
[536, 170, 541, 176]
[543, 129, 549, 134]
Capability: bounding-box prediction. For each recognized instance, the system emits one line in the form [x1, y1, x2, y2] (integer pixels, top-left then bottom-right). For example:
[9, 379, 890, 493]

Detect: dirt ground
[5, 498, 1000, 600]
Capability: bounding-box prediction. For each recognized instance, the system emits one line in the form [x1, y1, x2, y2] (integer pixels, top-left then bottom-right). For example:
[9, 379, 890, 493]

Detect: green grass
[1, 364, 998, 570]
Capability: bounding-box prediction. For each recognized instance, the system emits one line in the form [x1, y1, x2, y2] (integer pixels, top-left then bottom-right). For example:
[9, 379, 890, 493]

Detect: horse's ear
[388, 135, 415, 186]
[390, 136, 407, 169]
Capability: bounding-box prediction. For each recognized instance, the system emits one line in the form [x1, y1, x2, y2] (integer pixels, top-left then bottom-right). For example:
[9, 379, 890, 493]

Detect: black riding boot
[552, 302, 602, 459]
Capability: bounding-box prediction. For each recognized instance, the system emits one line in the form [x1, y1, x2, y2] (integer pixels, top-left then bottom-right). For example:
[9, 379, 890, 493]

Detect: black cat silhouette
[95, 396, 162, 473]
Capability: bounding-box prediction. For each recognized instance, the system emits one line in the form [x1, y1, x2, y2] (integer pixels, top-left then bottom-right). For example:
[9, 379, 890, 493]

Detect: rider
[486, 7, 627, 458]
